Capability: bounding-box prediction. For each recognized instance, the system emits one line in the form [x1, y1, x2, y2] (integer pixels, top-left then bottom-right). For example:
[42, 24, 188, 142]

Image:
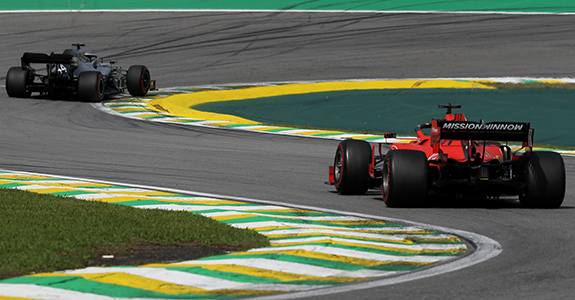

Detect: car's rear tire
[77, 71, 105, 102]
[334, 139, 372, 195]
[520, 151, 565, 208]
[6, 67, 32, 98]
[127, 65, 151, 97]
[383, 150, 428, 207]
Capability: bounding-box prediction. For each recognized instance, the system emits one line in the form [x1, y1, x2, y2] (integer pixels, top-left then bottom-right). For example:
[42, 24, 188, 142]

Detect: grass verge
[0, 188, 270, 280]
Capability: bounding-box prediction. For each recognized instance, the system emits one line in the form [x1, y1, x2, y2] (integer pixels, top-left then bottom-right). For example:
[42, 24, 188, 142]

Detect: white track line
[1, 9, 575, 15]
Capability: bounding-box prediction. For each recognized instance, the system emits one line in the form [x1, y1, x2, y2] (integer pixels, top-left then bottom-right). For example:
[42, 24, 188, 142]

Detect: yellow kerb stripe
[147, 80, 494, 124]
[268, 239, 465, 254]
[140, 264, 366, 283]
[266, 232, 461, 244]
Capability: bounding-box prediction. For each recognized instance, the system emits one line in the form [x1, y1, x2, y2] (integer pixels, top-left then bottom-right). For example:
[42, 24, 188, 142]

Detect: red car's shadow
[424, 195, 522, 209]
[366, 194, 573, 209]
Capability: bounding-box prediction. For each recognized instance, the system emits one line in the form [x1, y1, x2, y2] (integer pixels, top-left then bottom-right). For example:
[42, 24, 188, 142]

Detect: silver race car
[5, 44, 154, 101]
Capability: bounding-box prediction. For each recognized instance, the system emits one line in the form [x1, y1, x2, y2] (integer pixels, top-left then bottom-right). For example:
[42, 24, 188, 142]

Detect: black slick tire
[127, 65, 151, 97]
[334, 139, 372, 195]
[77, 71, 105, 102]
[6, 67, 32, 98]
[520, 151, 565, 208]
[382, 150, 428, 207]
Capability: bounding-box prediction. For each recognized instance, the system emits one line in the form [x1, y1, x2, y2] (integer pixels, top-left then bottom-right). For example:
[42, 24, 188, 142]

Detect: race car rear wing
[21, 52, 74, 66]
[431, 119, 533, 148]
[438, 120, 531, 141]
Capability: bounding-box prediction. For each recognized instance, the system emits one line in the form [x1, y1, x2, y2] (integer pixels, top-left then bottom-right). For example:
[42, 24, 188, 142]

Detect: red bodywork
[370, 110, 532, 182]
[329, 104, 534, 198]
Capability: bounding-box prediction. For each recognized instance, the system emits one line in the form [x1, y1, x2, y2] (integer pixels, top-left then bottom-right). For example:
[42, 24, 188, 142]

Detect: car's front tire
[520, 151, 565, 208]
[127, 65, 151, 97]
[6, 67, 32, 98]
[77, 71, 105, 102]
[334, 139, 372, 195]
[383, 150, 428, 207]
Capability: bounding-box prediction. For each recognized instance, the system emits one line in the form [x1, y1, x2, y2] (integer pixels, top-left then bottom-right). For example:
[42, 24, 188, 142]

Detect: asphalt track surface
[1, 11, 574, 299]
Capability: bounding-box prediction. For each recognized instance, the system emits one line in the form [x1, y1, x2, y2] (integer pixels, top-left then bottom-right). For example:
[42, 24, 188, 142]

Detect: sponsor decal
[442, 122, 525, 131]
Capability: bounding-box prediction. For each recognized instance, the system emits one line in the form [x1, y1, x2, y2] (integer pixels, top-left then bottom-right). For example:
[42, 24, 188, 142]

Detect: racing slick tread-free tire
[127, 65, 151, 97]
[334, 139, 372, 195]
[520, 151, 565, 208]
[77, 71, 105, 102]
[383, 150, 428, 207]
[6, 67, 32, 98]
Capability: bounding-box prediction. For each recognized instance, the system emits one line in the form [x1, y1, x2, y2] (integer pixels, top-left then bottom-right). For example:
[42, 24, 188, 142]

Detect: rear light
[480, 166, 489, 180]
[328, 166, 335, 184]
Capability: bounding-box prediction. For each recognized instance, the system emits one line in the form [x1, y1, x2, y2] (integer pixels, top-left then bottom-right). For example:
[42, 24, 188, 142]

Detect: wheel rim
[97, 75, 104, 97]
[334, 149, 343, 184]
[141, 69, 150, 91]
[382, 163, 390, 201]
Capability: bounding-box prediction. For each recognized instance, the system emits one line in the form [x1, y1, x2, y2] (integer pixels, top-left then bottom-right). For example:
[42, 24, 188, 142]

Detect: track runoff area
[1, 2, 573, 299]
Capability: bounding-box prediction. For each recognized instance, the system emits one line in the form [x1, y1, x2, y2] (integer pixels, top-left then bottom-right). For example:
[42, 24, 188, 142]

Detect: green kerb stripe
[258, 243, 463, 257]
[0, 276, 244, 299]
[49, 190, 94, 197]
[0, 183, 27, 188]
[187, 253, 429, 272]
[269, 234, 464, 245]
[163, 266, 340, 285]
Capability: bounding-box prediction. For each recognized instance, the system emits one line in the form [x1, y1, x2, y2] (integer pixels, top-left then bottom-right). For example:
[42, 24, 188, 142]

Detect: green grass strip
[0, 188, 269, 280]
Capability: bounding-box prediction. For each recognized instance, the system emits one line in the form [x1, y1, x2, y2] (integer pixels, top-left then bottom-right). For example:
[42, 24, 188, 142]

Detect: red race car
[328, 104, 565, 208]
